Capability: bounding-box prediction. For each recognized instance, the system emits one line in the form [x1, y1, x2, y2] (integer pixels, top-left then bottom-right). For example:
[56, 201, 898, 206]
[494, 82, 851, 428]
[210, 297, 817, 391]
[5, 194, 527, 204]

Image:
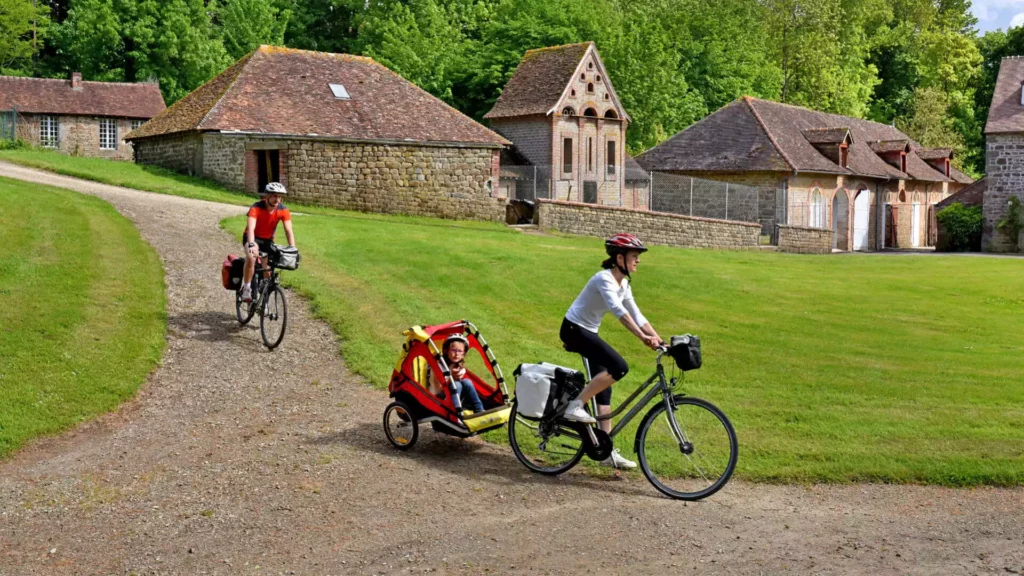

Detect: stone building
[982, 56, 1024, 252]
[127, 46, 509, 221]
[0, 73, 165, 160]
[637, 97, 972, 251]
[484, 42, 639, 208]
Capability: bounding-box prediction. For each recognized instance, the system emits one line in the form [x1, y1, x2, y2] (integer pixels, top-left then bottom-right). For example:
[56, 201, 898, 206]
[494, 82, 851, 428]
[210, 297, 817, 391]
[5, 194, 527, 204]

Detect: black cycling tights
[559, 317, 629, 405]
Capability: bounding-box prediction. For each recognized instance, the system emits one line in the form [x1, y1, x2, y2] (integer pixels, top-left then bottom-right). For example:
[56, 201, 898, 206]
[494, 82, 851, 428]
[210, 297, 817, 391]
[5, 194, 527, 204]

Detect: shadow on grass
[305, 421, 659, 500]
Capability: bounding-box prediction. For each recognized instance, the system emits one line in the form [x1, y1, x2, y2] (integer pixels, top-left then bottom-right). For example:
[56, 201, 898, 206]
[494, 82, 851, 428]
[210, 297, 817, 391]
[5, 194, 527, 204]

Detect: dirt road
[1, 162, 1021, 575]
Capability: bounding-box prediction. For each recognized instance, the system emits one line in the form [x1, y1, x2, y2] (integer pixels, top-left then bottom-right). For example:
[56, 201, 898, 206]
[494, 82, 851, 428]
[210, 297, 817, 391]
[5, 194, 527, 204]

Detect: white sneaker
[561, 399, 596, 424]
[240, 285, 252, 303]
[601, 448, 637, 469]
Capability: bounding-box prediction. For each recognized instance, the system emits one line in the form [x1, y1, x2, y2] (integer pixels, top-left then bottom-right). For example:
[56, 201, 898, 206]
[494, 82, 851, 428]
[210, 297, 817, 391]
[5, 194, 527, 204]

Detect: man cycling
[241, 182, 295, 303]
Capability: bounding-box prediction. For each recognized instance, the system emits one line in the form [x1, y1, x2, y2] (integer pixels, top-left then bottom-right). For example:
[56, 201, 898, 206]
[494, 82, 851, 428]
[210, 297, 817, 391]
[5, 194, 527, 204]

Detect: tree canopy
[6, 0, 1021, 176]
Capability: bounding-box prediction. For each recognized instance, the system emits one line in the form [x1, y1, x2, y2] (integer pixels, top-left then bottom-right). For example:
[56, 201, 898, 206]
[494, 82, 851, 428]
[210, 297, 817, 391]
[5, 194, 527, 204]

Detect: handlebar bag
[668, 334, 702, 371]
[513, 362, 586, 419]
[271, 245, 301, 270]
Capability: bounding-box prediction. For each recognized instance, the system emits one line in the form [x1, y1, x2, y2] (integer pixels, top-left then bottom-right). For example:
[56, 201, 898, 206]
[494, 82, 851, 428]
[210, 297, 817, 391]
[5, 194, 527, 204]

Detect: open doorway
[832, 189, 850, 250]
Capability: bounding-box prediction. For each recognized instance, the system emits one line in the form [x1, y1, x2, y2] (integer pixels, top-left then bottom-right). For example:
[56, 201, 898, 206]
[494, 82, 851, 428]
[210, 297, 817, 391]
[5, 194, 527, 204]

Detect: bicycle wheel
[235, 279, 257, 325]
[383, 401, 418, 450]
[636, 395, 738, 501]
[259, 284, 288, 349]
[508, 400, 586, 475]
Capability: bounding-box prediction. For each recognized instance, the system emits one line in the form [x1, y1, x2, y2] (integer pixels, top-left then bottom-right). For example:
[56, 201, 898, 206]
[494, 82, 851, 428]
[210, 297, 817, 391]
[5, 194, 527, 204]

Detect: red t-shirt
[247, 201, 291, 241]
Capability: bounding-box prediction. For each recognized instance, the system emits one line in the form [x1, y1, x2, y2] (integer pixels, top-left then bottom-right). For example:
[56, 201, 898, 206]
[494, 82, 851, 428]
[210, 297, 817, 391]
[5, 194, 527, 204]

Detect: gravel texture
[1, 161, 1022, 576]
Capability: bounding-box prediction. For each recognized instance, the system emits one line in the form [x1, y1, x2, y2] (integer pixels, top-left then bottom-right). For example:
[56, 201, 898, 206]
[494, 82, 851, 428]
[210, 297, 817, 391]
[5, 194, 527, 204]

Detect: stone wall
[984, 133, 1024, 252]
[286, 140, 504, 221]
[19, 113, 139, 160]
[776, 224, 832, 254]
[536, 199, 761, 249]
[203, 134, 246, 189]
[133, 133, 203, 175]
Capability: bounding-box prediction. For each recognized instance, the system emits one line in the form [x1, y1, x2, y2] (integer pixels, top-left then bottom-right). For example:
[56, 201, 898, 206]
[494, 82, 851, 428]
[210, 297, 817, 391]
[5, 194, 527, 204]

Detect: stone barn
[982, 56, 1024, 252]
[127, 46, 509, 221]
[0, 73, 165, 160]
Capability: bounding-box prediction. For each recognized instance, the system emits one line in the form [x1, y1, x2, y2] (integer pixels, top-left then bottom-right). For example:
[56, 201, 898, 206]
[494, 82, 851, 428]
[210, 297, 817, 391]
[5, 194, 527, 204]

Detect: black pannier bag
[668, 334, 702, 371]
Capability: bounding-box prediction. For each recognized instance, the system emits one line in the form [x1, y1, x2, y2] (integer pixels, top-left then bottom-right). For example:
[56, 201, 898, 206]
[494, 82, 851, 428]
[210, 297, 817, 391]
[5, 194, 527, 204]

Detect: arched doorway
[911, 192, 922, 247]
[853, 190, 871, 251]
[832, 189, 850, 250]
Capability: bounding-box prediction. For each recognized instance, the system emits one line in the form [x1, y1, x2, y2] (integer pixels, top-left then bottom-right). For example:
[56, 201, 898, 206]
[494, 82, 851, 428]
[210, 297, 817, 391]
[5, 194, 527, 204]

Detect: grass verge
[223, 211, 1024, 486]
[0, 177, 166, 458]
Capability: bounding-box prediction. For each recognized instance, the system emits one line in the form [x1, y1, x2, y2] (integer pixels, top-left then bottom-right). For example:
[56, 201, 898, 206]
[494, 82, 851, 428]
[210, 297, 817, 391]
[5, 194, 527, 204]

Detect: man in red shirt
[241, 182, 296, 302]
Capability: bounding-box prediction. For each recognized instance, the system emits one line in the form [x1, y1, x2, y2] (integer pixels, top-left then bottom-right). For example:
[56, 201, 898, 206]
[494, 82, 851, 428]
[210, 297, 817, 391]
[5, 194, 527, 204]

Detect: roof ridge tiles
[0, 74, 157, 88]
[523, 41, 593, 56]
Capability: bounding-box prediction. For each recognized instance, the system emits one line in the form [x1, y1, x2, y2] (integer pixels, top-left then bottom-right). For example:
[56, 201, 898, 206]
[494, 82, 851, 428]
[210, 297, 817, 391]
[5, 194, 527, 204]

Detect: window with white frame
[39, 116, 59, 148]
[810, 189, 825, 228]
[99, 118, 117, 150]
[131, 119, 144, 131]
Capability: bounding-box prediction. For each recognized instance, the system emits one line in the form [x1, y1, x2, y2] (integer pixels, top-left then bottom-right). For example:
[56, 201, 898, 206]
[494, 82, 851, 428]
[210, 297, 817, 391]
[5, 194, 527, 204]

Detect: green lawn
[0, 177, 166, 458]
[223, 211, 1024, 486]
[0, 148, 255, 206]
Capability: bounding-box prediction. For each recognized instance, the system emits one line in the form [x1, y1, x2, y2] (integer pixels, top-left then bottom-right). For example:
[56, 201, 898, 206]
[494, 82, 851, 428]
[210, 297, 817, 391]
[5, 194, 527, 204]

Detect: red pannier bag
[221, 255, 245, 290]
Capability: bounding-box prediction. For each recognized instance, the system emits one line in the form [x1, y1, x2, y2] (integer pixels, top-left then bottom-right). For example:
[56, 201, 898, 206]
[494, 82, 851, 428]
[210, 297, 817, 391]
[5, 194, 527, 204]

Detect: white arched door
[853, 191, 870, 251]
[911, 201, 922, 247]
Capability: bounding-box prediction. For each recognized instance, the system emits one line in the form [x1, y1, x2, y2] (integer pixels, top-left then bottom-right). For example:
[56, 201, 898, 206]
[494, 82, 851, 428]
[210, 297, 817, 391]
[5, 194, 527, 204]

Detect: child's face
[447, 343, 467, 364]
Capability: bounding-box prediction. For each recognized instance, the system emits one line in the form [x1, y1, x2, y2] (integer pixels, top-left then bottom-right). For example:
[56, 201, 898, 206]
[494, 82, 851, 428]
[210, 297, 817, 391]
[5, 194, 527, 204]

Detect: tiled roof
[937, 177, 985, 208]
[948, 166, 973, 184]
[0, 75, 165, 119]
[802, 127, 851, 144]
[483, 43, 592, 119]
[868, 139, 909, 153]
[985, 57, 1024, 134]
[917, 148, 952, 160]
[638, 97, 966, 184]
[624, 154, 650, 182]
[128, 46, 507, 147]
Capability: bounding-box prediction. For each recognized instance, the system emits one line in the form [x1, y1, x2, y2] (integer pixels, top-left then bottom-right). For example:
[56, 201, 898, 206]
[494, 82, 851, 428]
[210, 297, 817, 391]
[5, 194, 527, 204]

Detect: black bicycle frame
[581, 353, 682, 440]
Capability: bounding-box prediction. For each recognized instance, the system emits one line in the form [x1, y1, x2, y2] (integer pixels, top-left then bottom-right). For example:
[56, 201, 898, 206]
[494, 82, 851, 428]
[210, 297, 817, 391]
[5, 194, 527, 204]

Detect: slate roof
[637, 97, 967, 184]
[625, 154, 650, 183]
[127, 46, 507, 147]
[0, 75, 165, 119]
[483, 42, 593, 119]
[936, 177, 985, 208]
[802, 127, 851, 144]
[985, 57, 1024, 134]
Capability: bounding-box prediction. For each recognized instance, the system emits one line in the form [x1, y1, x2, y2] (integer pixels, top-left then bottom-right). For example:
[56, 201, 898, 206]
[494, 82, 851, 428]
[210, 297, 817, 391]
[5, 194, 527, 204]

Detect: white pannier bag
[514, 362, 583, 419]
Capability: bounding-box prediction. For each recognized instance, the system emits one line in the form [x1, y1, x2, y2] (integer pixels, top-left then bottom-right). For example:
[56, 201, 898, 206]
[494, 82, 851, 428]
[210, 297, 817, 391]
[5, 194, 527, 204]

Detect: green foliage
[0, 138, 29, 150]
[935, 201, 983, 251]
[0, 0, 49, 73]
[0, 177, 165, 458]
[218, 0, 291, 60]
[996, 195, 1024, 252]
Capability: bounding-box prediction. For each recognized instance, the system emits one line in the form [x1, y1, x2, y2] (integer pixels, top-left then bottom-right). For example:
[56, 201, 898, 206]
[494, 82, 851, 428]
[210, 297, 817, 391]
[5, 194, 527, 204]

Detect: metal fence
[498, 165, 653, 209]
[0, 109, 18, 141]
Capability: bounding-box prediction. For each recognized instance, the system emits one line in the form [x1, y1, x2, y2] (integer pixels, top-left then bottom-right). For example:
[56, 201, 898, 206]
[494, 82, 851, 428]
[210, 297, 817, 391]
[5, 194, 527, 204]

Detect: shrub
[936, 202, 983, 252]
[996, 195, 1024, 251]
[0, 138, 29, 151]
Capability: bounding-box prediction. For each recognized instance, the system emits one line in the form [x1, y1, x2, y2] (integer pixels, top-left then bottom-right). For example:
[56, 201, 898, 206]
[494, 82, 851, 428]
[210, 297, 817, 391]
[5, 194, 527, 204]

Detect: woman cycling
[560, 233, 663, 469]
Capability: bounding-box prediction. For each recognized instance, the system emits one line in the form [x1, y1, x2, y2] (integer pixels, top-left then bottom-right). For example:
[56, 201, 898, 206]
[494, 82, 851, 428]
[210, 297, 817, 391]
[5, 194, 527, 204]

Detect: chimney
[71, 72, 82, 90]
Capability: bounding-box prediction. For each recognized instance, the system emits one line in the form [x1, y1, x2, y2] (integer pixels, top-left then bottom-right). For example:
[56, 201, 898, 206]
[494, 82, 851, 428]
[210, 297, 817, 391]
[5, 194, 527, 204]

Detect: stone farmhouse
[127, 46, 509, 221]
[637, 96, 972, 251]
[982, 56, 1024, 252]
[0, 73, 165, 160]
[485, 42, 641, 208]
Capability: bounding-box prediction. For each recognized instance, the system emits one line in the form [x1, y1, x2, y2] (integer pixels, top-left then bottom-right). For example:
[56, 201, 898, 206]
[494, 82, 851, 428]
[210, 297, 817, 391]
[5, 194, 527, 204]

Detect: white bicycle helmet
[442, 333, 470, 353]
[263, 182, 287, 195]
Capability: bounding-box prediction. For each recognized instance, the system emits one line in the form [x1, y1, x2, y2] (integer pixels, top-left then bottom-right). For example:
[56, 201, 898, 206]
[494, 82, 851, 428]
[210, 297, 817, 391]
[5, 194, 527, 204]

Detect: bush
[0, 138, 29, 151]
[936, 202, 983, 252]
[996, 195, 1023, 251]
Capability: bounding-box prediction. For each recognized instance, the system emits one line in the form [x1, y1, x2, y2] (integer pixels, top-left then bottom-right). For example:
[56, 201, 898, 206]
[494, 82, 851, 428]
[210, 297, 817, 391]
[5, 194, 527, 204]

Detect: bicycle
[235, 245, 294, 350]
[508, 339, 738, 501]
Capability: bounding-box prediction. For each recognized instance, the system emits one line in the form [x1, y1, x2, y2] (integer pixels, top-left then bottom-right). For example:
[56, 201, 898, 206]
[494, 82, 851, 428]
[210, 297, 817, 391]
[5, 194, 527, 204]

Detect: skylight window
[329, 83, 350, 99]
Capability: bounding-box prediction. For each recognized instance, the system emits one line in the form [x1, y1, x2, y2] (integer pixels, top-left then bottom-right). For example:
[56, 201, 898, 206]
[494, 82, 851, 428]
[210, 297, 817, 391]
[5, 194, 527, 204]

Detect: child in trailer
[428, 334, 485, 415]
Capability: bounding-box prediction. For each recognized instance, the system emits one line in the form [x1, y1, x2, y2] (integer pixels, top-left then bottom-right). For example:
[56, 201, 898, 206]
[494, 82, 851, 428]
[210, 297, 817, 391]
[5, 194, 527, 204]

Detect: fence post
[725, 183, 730, 220]
[689, 177, 693, 216]
[649, 171, 654, 210]
[532, 166, 537, 201]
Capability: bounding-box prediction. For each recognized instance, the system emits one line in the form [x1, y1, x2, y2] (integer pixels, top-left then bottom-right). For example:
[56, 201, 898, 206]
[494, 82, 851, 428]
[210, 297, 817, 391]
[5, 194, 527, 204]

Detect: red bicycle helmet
[605, 233, 648, 255]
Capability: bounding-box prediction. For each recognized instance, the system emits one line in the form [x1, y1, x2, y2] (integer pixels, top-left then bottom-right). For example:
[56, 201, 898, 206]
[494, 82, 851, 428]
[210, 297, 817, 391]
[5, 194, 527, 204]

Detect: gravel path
[1, 161, 1022, 576]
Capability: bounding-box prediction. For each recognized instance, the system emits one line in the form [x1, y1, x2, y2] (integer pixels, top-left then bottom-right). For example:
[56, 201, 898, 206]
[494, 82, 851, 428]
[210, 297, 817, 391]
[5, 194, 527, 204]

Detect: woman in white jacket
[560, 233, 663, 469]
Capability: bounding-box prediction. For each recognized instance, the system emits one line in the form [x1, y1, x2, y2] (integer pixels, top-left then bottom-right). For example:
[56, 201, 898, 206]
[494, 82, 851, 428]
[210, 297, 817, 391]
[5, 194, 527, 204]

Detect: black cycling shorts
[559, 317, 629, 405]
[242, 237, 275, 256]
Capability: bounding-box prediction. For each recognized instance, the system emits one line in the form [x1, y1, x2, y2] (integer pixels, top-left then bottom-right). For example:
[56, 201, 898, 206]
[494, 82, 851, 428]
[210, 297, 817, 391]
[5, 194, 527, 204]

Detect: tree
[0, 0, 50, 74]
[218, 0, 291, 60]
[897, 86, 965, 157]
[54, 0, 232, 103]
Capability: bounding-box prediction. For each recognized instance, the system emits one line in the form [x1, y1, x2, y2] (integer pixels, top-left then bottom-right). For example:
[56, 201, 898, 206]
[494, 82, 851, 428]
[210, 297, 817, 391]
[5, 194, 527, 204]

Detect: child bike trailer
[383, 320, 512, 450]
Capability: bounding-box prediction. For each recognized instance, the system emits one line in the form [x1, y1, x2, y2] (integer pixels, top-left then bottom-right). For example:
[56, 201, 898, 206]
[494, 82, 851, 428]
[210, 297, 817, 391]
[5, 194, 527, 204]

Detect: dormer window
[900, 152, 906, 173]
[839, 143, 849, 168]
[945, 158, 950, 177]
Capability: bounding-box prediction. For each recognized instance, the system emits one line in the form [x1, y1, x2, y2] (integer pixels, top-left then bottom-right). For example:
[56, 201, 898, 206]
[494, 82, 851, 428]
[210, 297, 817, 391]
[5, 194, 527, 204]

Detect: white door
[853, 191, 870, 251]
[911, 203, 921, 247]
